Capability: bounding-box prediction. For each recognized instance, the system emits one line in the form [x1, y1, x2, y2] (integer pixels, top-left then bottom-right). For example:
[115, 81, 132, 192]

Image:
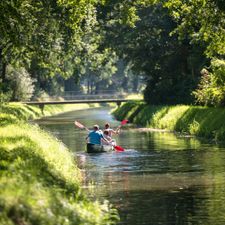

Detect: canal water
[36, 107, 225, 225]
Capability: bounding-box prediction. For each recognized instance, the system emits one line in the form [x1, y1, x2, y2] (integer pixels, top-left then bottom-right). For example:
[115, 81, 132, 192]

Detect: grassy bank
[0, 103, 118, 224]
[0, 102, 105, 122]
[113, 101, 225, 141]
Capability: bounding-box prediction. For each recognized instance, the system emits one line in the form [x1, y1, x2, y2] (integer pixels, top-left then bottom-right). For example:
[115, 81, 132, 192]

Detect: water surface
[37, 107, 225, 225]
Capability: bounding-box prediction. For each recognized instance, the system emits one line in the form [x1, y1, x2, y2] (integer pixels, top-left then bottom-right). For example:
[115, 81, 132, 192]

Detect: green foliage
[6, 65, 36, 101]
[133, 105, 166, 126]
[0, 0, 62, 65]
[158, 0, 225, 58]
[113, 101, 225, 141]
[1, 0, 149, 99]
[193, 59, 225, 106]
[0, 103, 119, 224]
[112, 100, 144, 122]
[0, 106, 33, 123]
[101, 3, 207, 104]
[2, 0, 223, 106]
[0, 91, 12, 104]
[0, 0, 103, 98]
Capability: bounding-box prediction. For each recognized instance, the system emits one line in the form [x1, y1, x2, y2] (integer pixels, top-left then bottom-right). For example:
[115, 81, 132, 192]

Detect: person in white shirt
[103, 123, 120, 137]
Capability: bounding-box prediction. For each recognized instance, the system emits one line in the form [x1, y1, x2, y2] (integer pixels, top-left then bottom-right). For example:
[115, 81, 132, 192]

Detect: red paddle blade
[74, 121, 85, 129]
[121, 120, 129, 125]
[114, 145, 124, 151]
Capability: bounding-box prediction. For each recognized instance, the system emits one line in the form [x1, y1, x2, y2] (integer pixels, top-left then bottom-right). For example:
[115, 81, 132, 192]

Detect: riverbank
[0, 103, 118, 224]
[113, 101, 225, 141]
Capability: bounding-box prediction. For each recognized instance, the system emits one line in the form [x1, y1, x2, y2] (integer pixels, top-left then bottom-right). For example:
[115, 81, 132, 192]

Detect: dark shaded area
[107, 188, 206, 225]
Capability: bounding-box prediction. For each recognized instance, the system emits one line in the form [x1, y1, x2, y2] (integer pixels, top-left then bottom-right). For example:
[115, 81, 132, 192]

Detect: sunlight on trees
[0, 0, 224, 105]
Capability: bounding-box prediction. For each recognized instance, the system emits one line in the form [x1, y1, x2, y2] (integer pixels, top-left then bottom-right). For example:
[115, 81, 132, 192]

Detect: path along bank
[0, 102, 118, 225]
[113, 101, 225, 141]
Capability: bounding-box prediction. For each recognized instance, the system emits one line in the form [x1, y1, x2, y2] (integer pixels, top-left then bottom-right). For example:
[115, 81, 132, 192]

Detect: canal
[36, 107, 225, 225]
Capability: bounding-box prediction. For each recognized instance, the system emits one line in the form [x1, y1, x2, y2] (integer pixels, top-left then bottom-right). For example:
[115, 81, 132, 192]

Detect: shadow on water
[36, 107, 225, 225]
[107, 187, 223, 225]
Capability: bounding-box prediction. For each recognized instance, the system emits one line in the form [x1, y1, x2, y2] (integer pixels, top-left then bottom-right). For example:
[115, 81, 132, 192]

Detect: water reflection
[36, 107, 225, 225]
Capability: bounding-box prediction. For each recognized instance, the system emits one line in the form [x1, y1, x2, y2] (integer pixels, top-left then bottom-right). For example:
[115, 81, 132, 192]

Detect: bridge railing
[64, 94, 126, 100]
[37, 91, 128, 101]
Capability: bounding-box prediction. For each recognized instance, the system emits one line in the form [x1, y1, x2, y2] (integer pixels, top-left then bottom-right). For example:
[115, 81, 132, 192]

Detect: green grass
[113, 101, 225, 141]
[0, 103, 119, 224]
[113, 100, 145, 122]
[125, 93, 143, 100]
[43, 102, 105, 116]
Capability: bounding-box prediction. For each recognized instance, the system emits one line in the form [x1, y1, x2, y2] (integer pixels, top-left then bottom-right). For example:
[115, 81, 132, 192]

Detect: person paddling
[102, 130, 116, 146]
[86, 124, 109, 153]
[104, 122, 120, 137]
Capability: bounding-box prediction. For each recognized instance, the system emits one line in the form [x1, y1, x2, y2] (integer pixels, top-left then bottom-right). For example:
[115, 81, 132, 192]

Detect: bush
[193, 59, 225, 106]
[7, 65, 36, 101]
[0, 91, 12, 104]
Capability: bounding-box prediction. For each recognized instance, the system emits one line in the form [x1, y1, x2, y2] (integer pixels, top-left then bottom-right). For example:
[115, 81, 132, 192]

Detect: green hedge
[113, 101, 225, 140]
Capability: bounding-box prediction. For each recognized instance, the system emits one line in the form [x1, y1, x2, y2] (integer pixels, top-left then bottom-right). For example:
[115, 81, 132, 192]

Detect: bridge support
[39, 103, 45, 114]
[116, 101, 121, 107]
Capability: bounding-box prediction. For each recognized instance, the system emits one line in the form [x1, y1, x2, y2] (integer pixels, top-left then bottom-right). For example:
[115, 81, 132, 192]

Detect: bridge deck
[24, 99, 131, 105]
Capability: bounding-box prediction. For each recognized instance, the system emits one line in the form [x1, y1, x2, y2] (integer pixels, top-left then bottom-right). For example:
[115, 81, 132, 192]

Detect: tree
[0, 0, 103, 97]
[193, 59, 225, 106]
[158, 0, 225, 58]
[157, 0, 225, 106]
[6, 65, 36, 101]
[99, 3, 207, 104]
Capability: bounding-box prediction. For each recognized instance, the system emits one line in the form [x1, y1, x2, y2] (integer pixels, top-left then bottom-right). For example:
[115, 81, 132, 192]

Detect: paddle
[74, 120, 89, 131]
[115, 119, 129, 133]
[110, 120, 128, 151]
[121, 119, 129, 125]
[114, 145, 124, 152]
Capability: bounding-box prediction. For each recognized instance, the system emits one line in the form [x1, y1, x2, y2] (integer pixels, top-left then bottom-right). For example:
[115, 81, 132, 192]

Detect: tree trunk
[87, 79, 90, 94]
[1, 62, 7, 83]
[0, 48, 7, 84]
[132, 74, 139, 92]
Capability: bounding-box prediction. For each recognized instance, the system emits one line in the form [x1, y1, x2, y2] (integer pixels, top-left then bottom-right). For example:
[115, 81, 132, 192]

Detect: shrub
[7, 65, 36, 101]
[193, 59, 225, 106]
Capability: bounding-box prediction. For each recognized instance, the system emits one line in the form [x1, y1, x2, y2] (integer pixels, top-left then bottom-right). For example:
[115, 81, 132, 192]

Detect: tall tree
[159, 0, 225, 58]
[0, 0, 101, 94]
[98, 3, 207, 104]
[157, 0, 225, 106]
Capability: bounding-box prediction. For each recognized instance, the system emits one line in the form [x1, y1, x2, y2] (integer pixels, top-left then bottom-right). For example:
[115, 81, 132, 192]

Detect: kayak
[86, 143, 114, 153]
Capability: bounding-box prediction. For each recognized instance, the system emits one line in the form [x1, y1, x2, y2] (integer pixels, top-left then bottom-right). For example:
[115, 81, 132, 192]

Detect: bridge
[24, 98, 133, 113]
[23, 91, 141, 112]
[25, 98, 130, 106]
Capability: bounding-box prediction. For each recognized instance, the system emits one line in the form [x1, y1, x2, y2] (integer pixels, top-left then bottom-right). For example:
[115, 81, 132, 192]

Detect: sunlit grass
[0, 123, 81, 184]
[125, 93, 143, 100]
[0, 102, 108, 121]
[113, 101, 225, 141]
[112, 100, 144, 122]
[0, 103, 119, 224]
[44, 103, 102, 116]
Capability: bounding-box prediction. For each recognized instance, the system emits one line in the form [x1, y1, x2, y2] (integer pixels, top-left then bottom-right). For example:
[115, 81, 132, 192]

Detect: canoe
[86, 143, 114, 153]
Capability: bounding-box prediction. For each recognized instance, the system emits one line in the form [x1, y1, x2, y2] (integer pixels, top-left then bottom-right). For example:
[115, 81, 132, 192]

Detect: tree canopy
[159, 0, 225, 58]
[0, 0, 224, 106]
